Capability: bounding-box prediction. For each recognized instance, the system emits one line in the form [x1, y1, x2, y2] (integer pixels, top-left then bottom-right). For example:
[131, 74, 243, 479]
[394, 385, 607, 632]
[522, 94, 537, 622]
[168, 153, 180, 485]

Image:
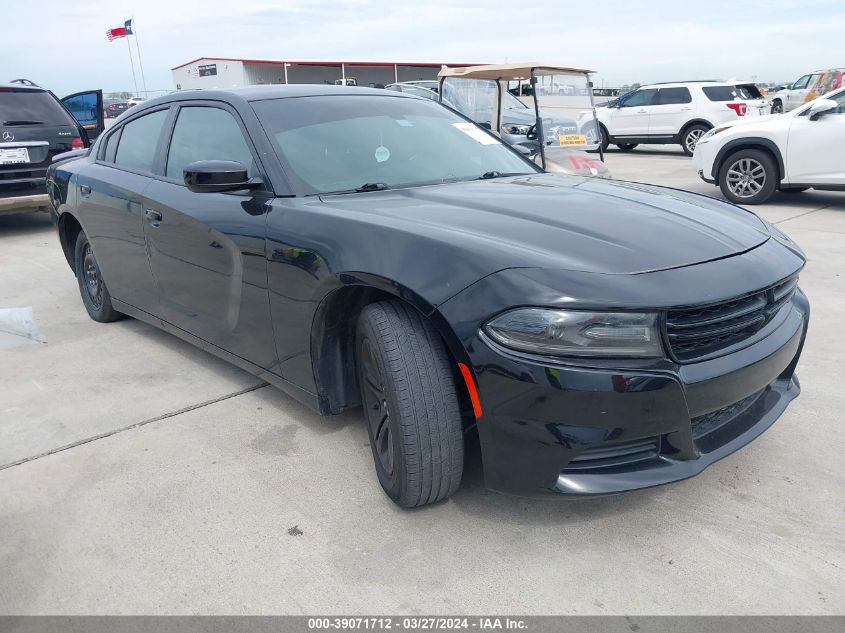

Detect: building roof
[172, 57, 481, 71]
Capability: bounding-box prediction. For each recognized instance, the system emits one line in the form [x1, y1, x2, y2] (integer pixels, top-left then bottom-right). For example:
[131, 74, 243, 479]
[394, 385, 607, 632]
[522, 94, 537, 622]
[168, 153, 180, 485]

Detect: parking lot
[1, 147, 843, 614]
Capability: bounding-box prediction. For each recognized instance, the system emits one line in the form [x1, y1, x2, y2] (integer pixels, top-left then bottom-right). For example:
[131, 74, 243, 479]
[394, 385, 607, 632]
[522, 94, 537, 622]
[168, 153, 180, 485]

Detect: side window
[165, 106, 255, 181]
[620, 89, 657, 107]
[656, 88, 692, 105]
[102, 128, 121, 163]
[114, 109, 168, 173]
[792, 75, 812, 90]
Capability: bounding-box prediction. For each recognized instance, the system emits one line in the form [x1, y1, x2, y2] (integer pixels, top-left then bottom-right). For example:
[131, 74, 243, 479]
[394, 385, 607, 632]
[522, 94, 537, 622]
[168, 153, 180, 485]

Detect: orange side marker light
[458, 362, 483, 419]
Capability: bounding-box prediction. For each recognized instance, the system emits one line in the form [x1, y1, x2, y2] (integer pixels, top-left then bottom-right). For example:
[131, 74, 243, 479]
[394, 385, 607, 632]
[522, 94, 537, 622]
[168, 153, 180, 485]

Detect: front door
[60, 90, 105, 142]
[609, 88, 657, 137]
[142, 102, 277, 369]
[786, 74, 814, 111]
[786, 91, 845, 185]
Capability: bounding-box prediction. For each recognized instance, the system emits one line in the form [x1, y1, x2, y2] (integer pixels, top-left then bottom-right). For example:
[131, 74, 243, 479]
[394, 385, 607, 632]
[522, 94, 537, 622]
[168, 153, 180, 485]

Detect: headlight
[501, 123, 531, 135]
[700, 126, 730, 141]
[483, 309, 663, 358]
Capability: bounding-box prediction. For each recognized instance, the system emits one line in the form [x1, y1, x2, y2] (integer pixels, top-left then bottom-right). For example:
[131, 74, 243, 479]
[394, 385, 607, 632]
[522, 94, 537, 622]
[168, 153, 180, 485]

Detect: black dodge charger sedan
[46, 86, 809, 507]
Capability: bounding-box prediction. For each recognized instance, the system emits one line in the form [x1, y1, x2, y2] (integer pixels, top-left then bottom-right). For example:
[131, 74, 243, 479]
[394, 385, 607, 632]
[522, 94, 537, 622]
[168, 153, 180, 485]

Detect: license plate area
[0, 147, 30, 165]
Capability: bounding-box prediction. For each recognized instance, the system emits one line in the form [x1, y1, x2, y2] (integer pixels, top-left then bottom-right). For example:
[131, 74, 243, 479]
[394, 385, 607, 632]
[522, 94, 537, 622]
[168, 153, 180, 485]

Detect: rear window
[0, 88, 76, 126]
[114, 109, 168, 173]
[702, 86, 754, 101]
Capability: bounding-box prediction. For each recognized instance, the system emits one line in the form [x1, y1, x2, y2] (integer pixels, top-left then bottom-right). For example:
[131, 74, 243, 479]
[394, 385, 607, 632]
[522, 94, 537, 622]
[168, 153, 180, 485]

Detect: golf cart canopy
[438, 64, 595, 81]
[437, 63, 607, 175]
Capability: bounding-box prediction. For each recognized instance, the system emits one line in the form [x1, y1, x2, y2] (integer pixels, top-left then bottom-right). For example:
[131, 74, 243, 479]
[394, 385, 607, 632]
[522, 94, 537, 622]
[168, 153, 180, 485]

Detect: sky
[2, 0, 844, 96]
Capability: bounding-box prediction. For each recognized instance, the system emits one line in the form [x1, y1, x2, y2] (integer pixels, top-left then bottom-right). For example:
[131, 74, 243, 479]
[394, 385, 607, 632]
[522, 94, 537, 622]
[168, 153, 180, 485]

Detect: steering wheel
[525, 124, 538, 141]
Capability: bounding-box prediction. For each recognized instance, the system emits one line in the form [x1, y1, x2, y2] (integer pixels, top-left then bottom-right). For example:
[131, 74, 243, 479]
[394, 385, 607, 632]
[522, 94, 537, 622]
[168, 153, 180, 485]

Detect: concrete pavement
[1, 149, 843, 614]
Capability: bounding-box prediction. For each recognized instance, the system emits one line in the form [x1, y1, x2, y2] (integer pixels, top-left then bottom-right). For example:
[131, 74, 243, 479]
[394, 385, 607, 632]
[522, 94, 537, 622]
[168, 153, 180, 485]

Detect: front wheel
[771, 100, 784, 114]
[74, 233, 122, 322]
[356, 301, 464, 507]
[681, 124, 710, 156]
[718, 149, 778, 205]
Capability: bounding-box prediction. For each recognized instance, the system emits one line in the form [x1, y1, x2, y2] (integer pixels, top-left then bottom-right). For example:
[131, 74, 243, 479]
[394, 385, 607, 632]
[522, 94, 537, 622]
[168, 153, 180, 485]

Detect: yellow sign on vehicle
[558, 134, 587, 147]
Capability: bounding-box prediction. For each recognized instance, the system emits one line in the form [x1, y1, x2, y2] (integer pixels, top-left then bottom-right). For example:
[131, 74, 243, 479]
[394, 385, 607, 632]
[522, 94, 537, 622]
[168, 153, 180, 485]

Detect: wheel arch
[309, 274, 473, 416]
[680, 119, 714, 137]
[57, 211, 84, 274]
[711, 138, 785, 181]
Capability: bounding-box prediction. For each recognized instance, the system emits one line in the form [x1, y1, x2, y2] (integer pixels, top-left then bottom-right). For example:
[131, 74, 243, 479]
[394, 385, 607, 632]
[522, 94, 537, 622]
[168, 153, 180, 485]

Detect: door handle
[145, 209, 163, 225]
[680, 107, 692, 111]
[636, 109, 648, 113]
[80, 184, 92, 197]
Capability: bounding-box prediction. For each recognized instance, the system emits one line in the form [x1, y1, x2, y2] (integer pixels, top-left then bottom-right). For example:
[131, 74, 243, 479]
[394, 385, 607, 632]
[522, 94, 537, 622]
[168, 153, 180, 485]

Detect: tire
[780, 186, 809, 193]
[681, 124, 710, 156]
[718, 149, 778, 205]
[771, 100, 783, 114]
[616, 143, 638, 151]
[74, 232, 122, 322]
[356, 301, 464, 507]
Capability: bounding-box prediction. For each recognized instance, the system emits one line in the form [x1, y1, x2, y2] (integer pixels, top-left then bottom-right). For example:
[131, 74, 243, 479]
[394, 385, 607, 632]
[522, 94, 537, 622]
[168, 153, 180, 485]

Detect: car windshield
[0, 88, 76, 125]
[252, 94, 537, 195]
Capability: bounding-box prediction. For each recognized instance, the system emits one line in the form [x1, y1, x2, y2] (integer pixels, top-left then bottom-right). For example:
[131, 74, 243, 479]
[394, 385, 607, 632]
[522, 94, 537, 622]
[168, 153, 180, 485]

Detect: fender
[711, 137, 785, 180]
[309, 273, 472, 415]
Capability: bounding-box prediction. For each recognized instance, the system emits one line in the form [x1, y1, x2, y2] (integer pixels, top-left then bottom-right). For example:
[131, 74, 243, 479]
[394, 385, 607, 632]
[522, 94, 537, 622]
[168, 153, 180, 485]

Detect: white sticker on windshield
[374, 146, 390, 163]
[452, 122, 499, 145]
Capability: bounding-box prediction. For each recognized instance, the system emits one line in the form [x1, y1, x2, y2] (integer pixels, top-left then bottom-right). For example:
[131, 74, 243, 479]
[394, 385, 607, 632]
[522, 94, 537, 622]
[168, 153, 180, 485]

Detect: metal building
[171, 57, 481, 90]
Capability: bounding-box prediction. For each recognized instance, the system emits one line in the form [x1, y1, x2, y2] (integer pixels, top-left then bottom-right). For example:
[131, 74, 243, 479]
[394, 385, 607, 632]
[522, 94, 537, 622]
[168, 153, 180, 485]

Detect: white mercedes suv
[692, 87, 845, 204]
[585, 81, 768, 155]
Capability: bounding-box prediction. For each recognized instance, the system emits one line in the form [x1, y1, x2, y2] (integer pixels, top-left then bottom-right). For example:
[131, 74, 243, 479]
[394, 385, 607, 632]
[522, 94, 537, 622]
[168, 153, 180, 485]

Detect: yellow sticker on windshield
[558, 134, 587, 147]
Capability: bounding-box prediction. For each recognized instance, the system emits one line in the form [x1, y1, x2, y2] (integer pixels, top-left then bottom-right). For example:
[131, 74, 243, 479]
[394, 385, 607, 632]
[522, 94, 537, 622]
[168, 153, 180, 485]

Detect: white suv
[692, 87, 845, 204]
[587, 81, 768, 155]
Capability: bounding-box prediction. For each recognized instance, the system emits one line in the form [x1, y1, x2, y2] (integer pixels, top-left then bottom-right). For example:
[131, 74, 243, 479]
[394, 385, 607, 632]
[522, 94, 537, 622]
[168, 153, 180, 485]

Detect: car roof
[640, 81, 739, 88]
[133, 84, 410, 111]
[0, 82, 45, 91]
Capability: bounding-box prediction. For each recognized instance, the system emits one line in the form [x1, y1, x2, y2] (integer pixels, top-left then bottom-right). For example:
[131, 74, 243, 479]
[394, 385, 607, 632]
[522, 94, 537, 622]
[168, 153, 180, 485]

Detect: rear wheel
[771, 100, 784, 114]
[616, 143, 638, 151]
[356, 301, 464, 507]
[74, 233, 122, 322]
[718, 149, 777, 205]
[681, 124, 710, 156]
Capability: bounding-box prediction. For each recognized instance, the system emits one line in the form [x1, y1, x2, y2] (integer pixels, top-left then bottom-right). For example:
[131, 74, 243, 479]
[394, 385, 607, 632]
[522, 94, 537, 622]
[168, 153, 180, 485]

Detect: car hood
[318, 174, 770, 275]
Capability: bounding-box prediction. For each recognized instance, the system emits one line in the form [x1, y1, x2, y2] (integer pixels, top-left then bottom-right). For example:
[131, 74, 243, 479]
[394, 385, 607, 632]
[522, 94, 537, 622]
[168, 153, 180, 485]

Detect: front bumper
[439, 255, 808, 497]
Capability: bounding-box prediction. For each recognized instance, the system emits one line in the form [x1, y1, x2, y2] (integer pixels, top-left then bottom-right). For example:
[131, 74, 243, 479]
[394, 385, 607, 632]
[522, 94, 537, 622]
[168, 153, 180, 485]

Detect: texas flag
[106, 19, 133, 41]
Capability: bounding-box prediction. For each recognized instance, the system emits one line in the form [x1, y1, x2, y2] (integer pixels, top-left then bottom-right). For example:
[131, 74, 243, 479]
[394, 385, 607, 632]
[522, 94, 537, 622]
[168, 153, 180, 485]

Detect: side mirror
[808, 99, 838, 121]
[183, 160, 261, 193]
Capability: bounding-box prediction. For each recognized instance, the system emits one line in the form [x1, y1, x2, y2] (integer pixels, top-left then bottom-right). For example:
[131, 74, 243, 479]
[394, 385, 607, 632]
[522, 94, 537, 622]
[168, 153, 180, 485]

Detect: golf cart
[438, 63, 609, 178]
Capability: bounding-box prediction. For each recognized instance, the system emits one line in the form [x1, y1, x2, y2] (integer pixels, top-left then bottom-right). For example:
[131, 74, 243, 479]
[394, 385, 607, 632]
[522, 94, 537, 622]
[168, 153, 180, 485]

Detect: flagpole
[125, 35, 140, 97]
[131, 16, 148, 97]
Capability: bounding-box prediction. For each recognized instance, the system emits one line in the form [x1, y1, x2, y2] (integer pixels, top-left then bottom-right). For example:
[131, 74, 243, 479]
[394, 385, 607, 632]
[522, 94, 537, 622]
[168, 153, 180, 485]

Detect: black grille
[563, 436, 660, 472]
[691, 389, 764, 439]
[665, 277, 797, 362]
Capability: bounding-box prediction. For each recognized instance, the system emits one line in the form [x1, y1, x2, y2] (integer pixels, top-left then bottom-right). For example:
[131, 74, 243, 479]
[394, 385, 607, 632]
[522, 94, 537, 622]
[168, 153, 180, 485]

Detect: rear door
[786, 90, 845, 185]
[61, 90, 105, 141]
[142, 101, 277, 368]
[609, 88, 657, 136]
[648, 87, 693, 136]
[74, 107, 171, 313]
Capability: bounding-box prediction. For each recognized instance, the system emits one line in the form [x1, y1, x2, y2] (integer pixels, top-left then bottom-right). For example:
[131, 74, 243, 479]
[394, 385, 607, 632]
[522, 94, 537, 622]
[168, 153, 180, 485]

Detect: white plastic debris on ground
[0, 307, 46, 350]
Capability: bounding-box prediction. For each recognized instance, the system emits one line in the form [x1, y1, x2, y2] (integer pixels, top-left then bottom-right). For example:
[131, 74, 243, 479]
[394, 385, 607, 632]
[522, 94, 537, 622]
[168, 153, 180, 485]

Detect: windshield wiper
[477, 171, 527, 180]
[2, 120, 44, 125]
[357, 182, 390, 192]
[319, 182, 391, 196]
